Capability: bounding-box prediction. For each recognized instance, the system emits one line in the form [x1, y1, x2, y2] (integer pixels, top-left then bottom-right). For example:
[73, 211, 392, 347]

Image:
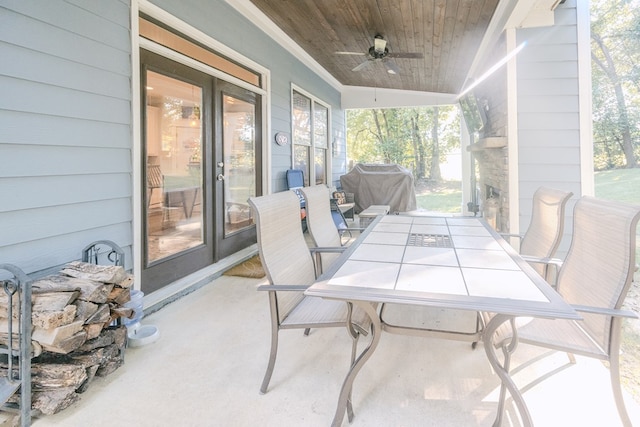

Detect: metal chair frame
[248, 190, 371, 412]
[491, 196, 640, 427]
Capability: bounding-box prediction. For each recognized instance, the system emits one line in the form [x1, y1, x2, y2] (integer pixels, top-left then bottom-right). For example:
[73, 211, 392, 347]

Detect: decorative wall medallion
[275, 132, 289, 146]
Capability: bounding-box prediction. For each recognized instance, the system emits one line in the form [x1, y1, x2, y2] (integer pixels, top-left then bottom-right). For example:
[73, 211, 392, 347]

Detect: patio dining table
[305, 214, 580, 427]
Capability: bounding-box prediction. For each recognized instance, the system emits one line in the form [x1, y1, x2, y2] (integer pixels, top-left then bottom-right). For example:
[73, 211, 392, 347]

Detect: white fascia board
[225, 0, 343, 92]
[507, 0, 561, 29]
[465, 0, 521, 83]
[342, 86, 457, 109]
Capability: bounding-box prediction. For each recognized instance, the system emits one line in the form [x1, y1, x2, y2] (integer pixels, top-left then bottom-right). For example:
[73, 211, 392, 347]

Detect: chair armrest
[309, 246, 346, 254]
[520, 255, 563, 269]
[257, 284, 309, 292]
[500, 233, 523, 240]
[571, 304, 638, 319]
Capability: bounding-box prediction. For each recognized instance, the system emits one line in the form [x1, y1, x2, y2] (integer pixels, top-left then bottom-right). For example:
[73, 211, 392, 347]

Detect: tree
[429, 107, 442, 181]
[591, 0, 640, 169]
[346, 106, 460, 180]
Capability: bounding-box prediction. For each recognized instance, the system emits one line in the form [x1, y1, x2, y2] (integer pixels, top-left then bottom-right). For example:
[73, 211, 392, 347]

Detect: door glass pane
[314, 104, 328, 148]
[314, 148, 326, 185]
[294, 145, 310, 186]
[223, 94, 256, 236]
[292, 91, 311, 145]
[314, 104, 328, 185]
[145, 71, 203, 264]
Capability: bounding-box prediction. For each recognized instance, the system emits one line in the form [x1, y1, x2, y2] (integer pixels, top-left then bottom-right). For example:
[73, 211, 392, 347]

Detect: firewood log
[32, 275, 114, 304]
[32, 320, 84, 346]
[40, 330, 87, 354]
[32, 304, 77, 329]
[59, 261, 126, 284]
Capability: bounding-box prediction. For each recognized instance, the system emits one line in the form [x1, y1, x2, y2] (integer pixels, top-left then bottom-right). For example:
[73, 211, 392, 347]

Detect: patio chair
[248, 190, 372, 396]
[490, 196, 640, 427]
[332, 190, 355, 220]
[300, 185, 365, 274]
[503, 187, 573, 282]
[285, 169, 307, 230]
[146, 164, 163, 209]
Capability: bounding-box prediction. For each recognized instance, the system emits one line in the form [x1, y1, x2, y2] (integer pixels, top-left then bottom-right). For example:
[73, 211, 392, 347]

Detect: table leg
[331, 301, 381, 427]
[483, 313, 532, 427]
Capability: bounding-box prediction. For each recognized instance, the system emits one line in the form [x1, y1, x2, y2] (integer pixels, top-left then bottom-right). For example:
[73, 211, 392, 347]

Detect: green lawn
[595, 168, 640, 204]
[415, 180, 463, 212]
[595, 168, 640, 275]
[416, 168, 640, 212]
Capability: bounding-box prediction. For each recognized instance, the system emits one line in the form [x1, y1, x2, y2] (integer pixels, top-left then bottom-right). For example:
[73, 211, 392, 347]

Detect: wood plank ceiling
[249, 0, 500, 95]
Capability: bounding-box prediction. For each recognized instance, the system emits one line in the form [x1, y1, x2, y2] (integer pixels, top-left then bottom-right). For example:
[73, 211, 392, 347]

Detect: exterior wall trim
[506, 27, 520, 235]
[576, 0, 594, 196]
[132, 0, 272, 283]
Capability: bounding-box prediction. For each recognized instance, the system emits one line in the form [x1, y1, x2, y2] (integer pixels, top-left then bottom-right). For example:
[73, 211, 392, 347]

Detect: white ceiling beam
[342, 86, 457, 109]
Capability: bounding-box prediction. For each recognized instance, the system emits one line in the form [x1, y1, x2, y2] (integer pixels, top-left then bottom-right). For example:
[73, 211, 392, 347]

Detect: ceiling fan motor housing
[372, 34, 388, 58]
[369, 45, 389, 59]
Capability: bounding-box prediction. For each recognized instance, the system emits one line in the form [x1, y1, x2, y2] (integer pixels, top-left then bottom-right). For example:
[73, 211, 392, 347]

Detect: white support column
[577, 0, 594, 196]
[506, 27, 520, 234]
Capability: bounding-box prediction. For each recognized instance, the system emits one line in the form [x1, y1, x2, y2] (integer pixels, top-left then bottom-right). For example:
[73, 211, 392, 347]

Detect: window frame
[291, 85, 331, 187]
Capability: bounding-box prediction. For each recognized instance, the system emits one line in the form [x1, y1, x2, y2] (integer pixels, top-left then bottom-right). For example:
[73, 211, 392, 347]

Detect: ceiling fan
[336, 34, 423, 74]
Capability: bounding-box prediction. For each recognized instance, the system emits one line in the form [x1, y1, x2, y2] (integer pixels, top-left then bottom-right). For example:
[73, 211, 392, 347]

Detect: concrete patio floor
[27, 273, 640, 427]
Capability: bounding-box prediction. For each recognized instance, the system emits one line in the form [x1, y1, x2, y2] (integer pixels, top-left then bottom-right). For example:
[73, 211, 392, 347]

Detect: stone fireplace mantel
[466, 136, 507, 152]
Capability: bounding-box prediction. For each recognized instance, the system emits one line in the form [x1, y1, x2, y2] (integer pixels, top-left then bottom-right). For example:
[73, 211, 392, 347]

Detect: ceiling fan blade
[335, 51, 366, 56]
[352, 60, 372, 72]
[384, 59, 399, 75]
[387, 52, 424, 59]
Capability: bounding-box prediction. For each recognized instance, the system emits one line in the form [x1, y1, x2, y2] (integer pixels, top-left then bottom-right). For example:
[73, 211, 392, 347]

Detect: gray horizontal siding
[2, 198, 131, 246]
[1, 0, 345, 278]
[0, 76, 131, 123]
[517, 78, 578, 96]
[0, 145, 131, 177]
[518, 95, 579, 113]
[515, 2, 582, 258]
[1, 2, 130, 74]
[0, 41, 131, 100]
[0, 173, 132, 212]
[518, 147, 581, 165]
[0, 223, 132, 275]
[518, 112, 580, 130]
[517, 129, 581, 147]
[0, 0, 133, 273]
[0, 110, 131, 148]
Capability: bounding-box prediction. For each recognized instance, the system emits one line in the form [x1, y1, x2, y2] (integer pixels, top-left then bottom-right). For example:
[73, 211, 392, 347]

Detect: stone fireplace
[469, 137, 509, 232]
[465, 32, 510, 234]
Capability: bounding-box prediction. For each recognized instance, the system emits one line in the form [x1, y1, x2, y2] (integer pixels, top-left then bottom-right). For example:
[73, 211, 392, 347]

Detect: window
[292, 89, 330, 186]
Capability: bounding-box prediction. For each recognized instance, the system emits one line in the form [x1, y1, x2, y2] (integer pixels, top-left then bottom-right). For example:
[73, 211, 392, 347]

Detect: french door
[141, 49, 259, 293]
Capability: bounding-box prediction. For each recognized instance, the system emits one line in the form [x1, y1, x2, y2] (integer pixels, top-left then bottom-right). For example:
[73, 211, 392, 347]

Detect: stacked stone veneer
[473, 33, 510, 233]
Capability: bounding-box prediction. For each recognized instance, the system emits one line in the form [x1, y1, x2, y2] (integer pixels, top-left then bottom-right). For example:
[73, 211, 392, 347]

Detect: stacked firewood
[1, 261, 135, 416]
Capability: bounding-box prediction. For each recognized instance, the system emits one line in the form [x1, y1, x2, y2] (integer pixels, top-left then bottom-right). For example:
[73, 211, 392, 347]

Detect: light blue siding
[516, 1, 582, 256]
[0, 174, 132, 212]
[0, 0, 133, 272]
[1, 110, 131, 148]
[0, 0, 345, 279]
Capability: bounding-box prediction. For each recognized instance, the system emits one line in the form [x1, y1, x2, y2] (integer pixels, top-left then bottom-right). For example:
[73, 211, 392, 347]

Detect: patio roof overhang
[227, 0, 565, 109]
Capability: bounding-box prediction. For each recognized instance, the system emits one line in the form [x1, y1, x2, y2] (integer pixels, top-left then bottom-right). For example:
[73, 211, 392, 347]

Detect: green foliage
[346, 106, 461, 180]
[591, 0, 640, 169]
